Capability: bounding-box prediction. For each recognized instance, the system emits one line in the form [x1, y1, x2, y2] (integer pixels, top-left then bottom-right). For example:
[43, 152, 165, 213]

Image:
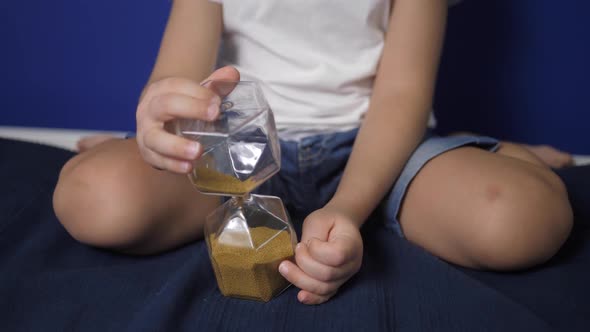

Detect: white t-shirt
[210, 0, 442, 133]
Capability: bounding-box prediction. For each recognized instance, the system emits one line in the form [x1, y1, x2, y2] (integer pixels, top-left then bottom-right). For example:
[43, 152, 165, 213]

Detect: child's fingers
[142, 127, 202, 161]
[307, 237, 357, 267]
[202, 66, 241, 96]
[203, 80, 239, 99]
[142, 149, 192, 174]
[300, 210, 334, 245]
[278, 260, 339, 297]
[150, 93, 220, 122]
[294, 243, 351, 282]
[297, 290, 336, 305]
[144, 67, 239, 106]
[147, 77, 219, 102]
[205, 65, 240, 83]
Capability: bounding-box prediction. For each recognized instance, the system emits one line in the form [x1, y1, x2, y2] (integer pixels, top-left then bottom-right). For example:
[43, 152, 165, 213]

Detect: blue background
[1, 0, 588, 153]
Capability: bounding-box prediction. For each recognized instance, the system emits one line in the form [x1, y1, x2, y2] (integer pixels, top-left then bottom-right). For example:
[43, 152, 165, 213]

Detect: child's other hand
[279, 206, 363, 305]
[135, 66, 239, 173]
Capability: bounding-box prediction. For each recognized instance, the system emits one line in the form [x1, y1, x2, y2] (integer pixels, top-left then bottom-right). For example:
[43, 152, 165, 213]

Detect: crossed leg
[55, 137, 573, 270]
[53, 138, 219, 254]
[398, 142, 573, 270]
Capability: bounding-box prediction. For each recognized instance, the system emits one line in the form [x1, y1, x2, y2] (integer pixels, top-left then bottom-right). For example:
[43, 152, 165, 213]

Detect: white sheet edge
[0, 126, 588, 165]
[0, 126, 127, 151]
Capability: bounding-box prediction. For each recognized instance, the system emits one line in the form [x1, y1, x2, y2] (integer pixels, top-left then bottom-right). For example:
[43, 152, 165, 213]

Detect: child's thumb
[201, 66, 240, 99]
[301, 214, 332, 244]
[203, 66, 240, 83]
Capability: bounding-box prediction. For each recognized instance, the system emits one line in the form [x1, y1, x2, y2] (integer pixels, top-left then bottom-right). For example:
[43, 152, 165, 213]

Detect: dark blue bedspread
[0, 138, 589, 331]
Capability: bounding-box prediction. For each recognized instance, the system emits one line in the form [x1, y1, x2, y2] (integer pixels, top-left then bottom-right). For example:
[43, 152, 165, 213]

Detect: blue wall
[1, 1, 588, 153]
[0, 1, 169, 130]
[434, 0, 589, 153]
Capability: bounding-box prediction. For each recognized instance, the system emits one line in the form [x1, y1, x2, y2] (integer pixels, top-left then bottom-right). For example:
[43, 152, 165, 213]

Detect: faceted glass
[205, 194, 297, 302]
[175, 81, 280, 196]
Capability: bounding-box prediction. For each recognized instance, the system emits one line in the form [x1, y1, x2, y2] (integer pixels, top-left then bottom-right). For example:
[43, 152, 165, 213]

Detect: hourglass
[175, 81, 297, 302]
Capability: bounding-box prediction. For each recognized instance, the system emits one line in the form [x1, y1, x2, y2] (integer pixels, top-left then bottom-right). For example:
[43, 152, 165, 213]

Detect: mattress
[0, 136, 589, 331]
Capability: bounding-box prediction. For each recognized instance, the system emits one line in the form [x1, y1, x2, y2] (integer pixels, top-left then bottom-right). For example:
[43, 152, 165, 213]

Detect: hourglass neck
[233, 193, 252, 206]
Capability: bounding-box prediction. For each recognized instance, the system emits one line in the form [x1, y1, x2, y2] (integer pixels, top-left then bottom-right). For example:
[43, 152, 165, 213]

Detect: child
[53, 0, 573, 305]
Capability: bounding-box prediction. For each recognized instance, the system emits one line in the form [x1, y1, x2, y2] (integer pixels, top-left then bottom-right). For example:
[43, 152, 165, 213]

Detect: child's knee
[53, 156, 149, 250]
[470, 170, 573, 270]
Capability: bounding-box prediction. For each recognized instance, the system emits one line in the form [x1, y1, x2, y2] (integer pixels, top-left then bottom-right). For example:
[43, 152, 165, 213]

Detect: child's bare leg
[53, 138, 220, 255]
[398, 144, 573, 270]
[493, 141, 549, 167]
[523, 144, 574, 169]
[500, 142, 573, 169]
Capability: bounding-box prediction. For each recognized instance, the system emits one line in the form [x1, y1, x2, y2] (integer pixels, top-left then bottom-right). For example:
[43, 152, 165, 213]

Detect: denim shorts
[254, 129, 500, 237]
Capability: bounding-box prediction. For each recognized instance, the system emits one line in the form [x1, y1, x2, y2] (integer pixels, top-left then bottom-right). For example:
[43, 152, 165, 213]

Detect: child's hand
[279, 206, 363, 305]
[135, 66, 239, 173]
